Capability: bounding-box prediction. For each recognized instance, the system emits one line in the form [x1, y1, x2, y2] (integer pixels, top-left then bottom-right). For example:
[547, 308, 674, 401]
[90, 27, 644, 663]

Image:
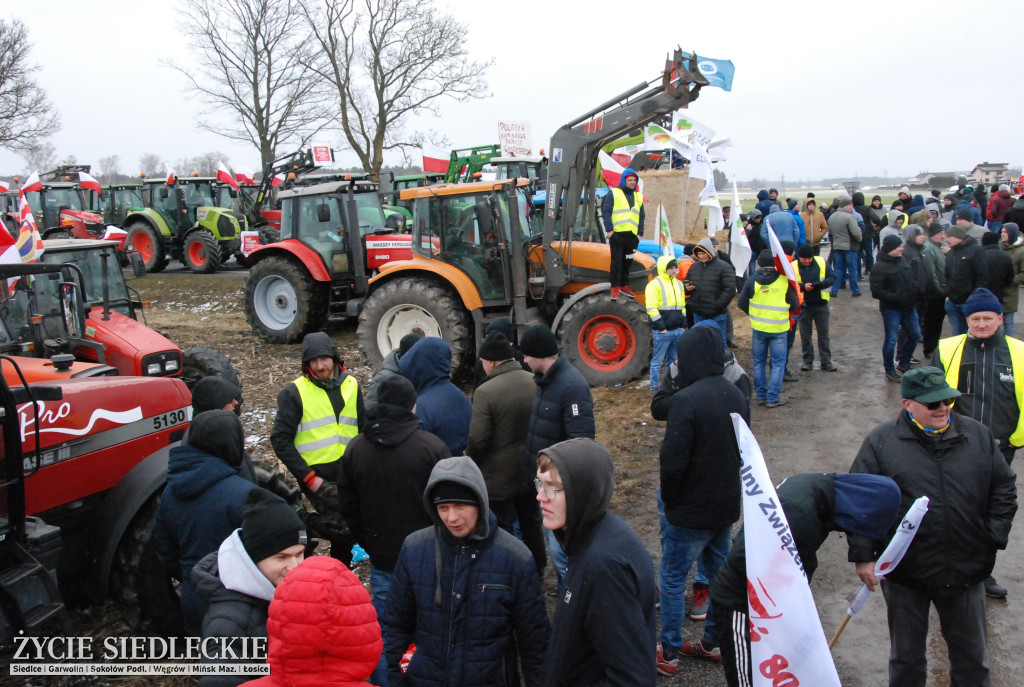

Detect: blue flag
[680, 51, 735, 92]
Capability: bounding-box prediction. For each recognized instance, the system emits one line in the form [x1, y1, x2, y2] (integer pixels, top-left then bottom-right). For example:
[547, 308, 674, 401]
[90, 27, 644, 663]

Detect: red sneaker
[681, 639, 722, 663]
[656, 643, 679, 676]
[621, 286, 636, 297]
[610, 287, 621, 300]
[689, 585, 709, 620]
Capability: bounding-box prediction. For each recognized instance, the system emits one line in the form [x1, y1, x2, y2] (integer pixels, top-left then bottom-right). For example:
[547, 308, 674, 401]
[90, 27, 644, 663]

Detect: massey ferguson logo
[17, 401, 144, 443]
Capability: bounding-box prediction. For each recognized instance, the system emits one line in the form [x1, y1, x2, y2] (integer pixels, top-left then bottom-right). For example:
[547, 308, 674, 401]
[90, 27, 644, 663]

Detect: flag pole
[828, 615, 852, 650]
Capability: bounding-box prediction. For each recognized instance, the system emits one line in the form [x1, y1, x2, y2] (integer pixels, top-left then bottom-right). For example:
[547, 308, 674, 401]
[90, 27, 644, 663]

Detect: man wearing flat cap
[848, 367, 1017, 687]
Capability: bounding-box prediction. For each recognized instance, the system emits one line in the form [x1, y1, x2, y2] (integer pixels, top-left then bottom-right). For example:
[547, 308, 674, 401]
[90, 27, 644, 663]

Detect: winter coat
[754, 190, 779, 219]
[659, 326, 750, 529]
[847, 412, 1017, 597]
[601, 167, 645, 235]
[737, 267, 800, 319]
[193, 530, 275, 687]
[800, 207, 829, 247]
[958, 198, 983, 226]
[921, 238, 948, 299]
[383, 458, 550, 687]
[760, 207, 800, 246]
[787, 209, 807, 245]
[945, 240, 989, 304]
[870, 252, 920, 312]
[868, 197, 888, 231]
[338, 404, 450, 572]
[981, 244, 1014, 307]
[524, 355, 595, 468]
[745, 216, 766, 256]
[987, 189, 1015, 222]
[644, 255, 687, 331]
[271, 332, 365, 484]
[826, 208, 862, 251]
[400, 337, 472, 455]
[651, 348, 752, 420]
[900, 226, 930, 304]
[852, 192, 873, 245]
[1004, 198, 1024, 229]
[364, 348, 402, 408]
[153, 411, 258, 635]
[684, 238, 736, 317]
[539, 439, 656, 687]
[793, 255, 836, 307]
[467, 360, 536, 501]
[1000, 228, 1024, 313]
[242, 557, 382, 687]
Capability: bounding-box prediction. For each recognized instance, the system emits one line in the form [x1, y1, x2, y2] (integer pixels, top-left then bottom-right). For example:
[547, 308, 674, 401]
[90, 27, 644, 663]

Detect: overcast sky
[3, 0, 1021, 182]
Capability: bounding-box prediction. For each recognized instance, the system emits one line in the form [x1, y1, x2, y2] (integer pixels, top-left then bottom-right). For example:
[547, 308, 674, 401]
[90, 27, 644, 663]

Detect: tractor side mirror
[159, 188, 168, 200]
[130, 251, 147, 277]
[316, 203, 331, 222]
[59, 282, 83, 338]
[229, 189, 238, 199]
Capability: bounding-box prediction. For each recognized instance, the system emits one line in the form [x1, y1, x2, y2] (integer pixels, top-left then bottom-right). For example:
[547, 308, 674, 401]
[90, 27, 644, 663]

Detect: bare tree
[299, 0, 491, 173]
[139, 153, 162, 177]
[171, 0, 331, 167]
[98, 155, 121, 184]
[22, 141, 57, 173]
[0, 19, 60, 153]
[176, 152, 226, 177]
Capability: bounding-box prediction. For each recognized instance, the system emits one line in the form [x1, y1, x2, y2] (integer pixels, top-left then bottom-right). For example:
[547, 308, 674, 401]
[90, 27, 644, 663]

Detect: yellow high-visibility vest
[938, 334, 1024, 446]
[791, 256, 830, 302]
[610, 187, 644, 234]
[749, 274, 791, 333]
[292, 373, 360, 466]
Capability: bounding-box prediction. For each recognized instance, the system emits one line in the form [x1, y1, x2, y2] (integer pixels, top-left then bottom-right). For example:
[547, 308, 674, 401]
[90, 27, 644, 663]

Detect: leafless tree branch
[0, 19, 61, 153]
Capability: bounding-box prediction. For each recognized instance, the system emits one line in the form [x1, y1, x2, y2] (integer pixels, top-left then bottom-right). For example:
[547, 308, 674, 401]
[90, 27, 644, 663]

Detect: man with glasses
[932, 286, 1024, 598]
[848, 367, 1017, 687]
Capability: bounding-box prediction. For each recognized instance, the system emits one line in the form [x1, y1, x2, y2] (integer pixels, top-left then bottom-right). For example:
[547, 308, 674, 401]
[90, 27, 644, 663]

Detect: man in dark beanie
[871, 234, 921, 382]
[193, 489, 306, 685]
[467, 332, 545, 573]
[153, 410, 257, 635]
[189, 376, 259, 484]
[338, 374, 450, 684]
[520, 325, 594, 590]
[472, 318, 529, 388]
[738, 250, 799, 406]
[1000, 222, 1024, 336]
[383, 456, 549, 687]
[366, 332, 423, 407]
[793, 242, 837, 371]
[944, 222, 989, 335]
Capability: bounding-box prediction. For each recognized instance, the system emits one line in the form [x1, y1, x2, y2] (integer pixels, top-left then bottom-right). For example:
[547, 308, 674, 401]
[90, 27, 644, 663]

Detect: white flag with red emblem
[79, 171, 102, 194]
[20, 172, 42, 194]
[732, 414, 842, 687]
[217, 162, 239, 190]
[235, 168, 256, 185]
[422, 143, 449, 175]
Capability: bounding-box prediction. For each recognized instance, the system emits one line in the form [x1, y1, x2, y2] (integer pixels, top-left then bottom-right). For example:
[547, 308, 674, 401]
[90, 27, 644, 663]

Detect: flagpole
[828, 616, 852, 650]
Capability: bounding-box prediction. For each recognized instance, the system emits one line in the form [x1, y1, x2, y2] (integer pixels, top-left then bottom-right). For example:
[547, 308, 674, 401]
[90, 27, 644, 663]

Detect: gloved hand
[302, 510, 352, 544]
[308, 480, 339, 513]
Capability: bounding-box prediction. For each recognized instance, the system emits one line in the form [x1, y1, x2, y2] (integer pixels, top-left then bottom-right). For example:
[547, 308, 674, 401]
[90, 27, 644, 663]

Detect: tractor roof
[399, 177, 530, 200]
[41, 238, 122, 252]
[277, 179, 380, 199]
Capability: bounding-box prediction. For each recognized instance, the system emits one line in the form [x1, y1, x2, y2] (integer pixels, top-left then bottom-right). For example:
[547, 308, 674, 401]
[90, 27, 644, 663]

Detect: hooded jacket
[338, 403, 450, 572]
[921, 235, 948, 299]
[467, 360, 537, 501]
[601, 167, 645, 235]
[754, 189, 779, 219]
[760, 207, 800, 246]
[868, 196, 887, 231]
[538, 439, 656, 687]
[271, 332, 365, 484]
[684, 238, 736, 317]
[945, 239, 989, 304]
[745, 210, 765, 255]
[800, 205, 829, 247]
[524, 355, 595, 468]
[644, 255, 686, 331]
[400, 337, 472, 455]
[826, 207, 862, 251]
[153, 411, 257, 635]
[243, 557, 382, 687]
[1004, 197, 1024, 229]
[981, 241, 1014, 305]
[852, 192, 873, 244]
[999, 223, 1024, 313]
[658, 327, 749, 528]
[870, 250, 920, 312]
[988, 189, 1015, 222]
[958, 198, 984, 226]
[383, 457, 550, 687]
[737, 265, 800, 319]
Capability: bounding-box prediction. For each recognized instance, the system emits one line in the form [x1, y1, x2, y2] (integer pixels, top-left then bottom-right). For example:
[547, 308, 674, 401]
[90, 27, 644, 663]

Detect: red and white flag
[79, 171, 102, 194]
[20, 172, 42, 194]
[732, 414, 842, 687]
[217, 161, 239, 190]
[0, 216, 18, 264]
[270, 173, 286, 188]
[598, 150, 625, 187]
[15, 191, 44, 263]
[0, 180, 9, 193]
[765, 222, 801, 315]
[235, 168, 256, 185]
[422, 143, 449, 175]
[163, 161, 175, 187]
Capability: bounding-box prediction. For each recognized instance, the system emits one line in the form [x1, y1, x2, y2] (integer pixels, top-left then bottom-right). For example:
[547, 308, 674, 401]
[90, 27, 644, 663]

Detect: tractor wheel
[180, 347, 241, 390]
[183, 230, 222, 274]
[558, 292, 651, 386]
[245, 257, 328, 343]
[111, 490, 184, 637]
[357, 278, 472, 374]
[126, 222, 165, 272]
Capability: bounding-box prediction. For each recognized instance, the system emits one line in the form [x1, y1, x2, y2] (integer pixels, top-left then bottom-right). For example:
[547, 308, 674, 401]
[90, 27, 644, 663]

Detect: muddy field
[27, 262, 1024, 686]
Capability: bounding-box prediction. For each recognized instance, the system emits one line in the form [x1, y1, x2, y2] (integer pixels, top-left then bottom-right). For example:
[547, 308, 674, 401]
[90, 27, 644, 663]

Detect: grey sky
[3, 0, 1021, 181]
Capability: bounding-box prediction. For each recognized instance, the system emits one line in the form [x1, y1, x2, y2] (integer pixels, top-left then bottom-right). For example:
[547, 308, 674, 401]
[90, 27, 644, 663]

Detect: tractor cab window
[432, 192, 508, 301]
[83, 189, 101, 213]
[40, 247, 132, 316]
[184, 182, 214, 208]
[351, 193, 386, 236]
[296, 196, 348, 273]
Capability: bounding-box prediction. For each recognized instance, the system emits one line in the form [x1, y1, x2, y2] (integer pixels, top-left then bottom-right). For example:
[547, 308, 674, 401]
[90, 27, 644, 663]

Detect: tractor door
[295, 195, 354, 276]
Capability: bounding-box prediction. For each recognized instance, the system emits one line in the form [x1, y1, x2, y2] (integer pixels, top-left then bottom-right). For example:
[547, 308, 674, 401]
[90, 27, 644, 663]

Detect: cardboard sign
[310, 143, 335, 164]
[241, 231, 260, 256]
[498, 121, 532, 157]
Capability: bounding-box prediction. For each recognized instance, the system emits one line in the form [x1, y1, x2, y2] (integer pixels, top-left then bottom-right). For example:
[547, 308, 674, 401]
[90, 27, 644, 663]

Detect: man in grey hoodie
[827, 196, 863, 296]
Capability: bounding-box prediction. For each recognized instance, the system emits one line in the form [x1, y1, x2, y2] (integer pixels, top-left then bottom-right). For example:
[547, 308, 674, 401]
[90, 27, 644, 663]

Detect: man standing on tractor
[271, 332, 364, 564]
[601, 167, 645, 299]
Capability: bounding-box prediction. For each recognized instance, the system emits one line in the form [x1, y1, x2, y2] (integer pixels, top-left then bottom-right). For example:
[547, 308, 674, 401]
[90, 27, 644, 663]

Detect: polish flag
[0, 215, 18, 264]
[598, 150, 625, 187]
[270, 173, 287, 188]
[235, 168, 256, 185]
[765, 221, 801, 315]
[79, 171, 102, 194]
[422, 143, 449, 175]
[163, 161, 175, 187]
[0, 180, 9, 193]
[217, 161, 239, 190]
[16, 192, 44, 262]
[20, 172, 42, 194]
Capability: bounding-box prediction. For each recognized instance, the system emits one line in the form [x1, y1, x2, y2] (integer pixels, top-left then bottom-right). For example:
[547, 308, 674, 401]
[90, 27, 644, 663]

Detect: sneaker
[765, 397, 789, 408]
[783, 370, 798, 382]
[681, 639, 722, 663]
[885, 371, 902, 383]
[800, 362, 812, 371]
[821, 362, 838, 371]
[910, 357, 921, 364]
[689, 585, 709, 620]
[985, 575, 1008, 599]
[656, 643, 679, 676]
[756, 397, 767, 406]
[851, 292, 862, 297]
[896, 364, 913, 374]
[610, 287, 620, 300]
[621, 286, 636, 298]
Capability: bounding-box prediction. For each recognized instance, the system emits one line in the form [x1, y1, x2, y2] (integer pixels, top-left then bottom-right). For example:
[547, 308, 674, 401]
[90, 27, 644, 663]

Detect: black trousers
[609, 231, 639, 287]
[491, 491, 547, 575]
[920, 296, 947, 358]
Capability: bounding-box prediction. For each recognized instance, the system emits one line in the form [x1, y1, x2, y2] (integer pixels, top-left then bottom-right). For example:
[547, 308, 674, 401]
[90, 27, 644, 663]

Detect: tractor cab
[23, 181, 106, 240]
[487, 156, 548, 184]
[100, 183, 145, 227]
[40, 239, 141, 319]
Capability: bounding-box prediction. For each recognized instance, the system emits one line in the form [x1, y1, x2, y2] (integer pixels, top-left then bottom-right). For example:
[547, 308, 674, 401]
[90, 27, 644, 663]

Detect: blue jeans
[693, 312, 729, 350]
[370, 566, 393, 686]
[546, 528, 568, 597]
[752, 330, 787, 403]
[831, 250, 860, 295]
[945, 299, 968, 336]
[988, 220, 1004, 233]
[651, 328, 683, 390]
[658, 491, 731, 651]
[1005, 312, 1015, 338]
[882, 309, 921, 373]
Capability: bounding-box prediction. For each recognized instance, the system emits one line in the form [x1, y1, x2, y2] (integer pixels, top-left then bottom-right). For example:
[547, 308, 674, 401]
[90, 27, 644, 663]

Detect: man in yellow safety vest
[601, 167, 645, 299]
[792, 243, 838, 371]
[738, 250, 799, 407]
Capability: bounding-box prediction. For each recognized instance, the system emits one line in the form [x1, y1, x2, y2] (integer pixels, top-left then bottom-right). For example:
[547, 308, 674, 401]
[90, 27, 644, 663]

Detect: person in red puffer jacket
[242, 557, 382, 687]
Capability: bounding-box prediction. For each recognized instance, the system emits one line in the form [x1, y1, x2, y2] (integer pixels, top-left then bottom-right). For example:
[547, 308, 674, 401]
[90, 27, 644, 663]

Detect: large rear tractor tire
[111, 491, 184, 637]
[126, 222, 167, 273]
[180, 347, 241, 390]
[558, 292, 651, 386]
[357, 278, 472, 374]
[183, 229, 222, 274]
[244, 257, 328, 343]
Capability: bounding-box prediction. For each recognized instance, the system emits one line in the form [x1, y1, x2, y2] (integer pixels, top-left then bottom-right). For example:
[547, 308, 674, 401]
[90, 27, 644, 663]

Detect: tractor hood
[82, 310, 183, 378]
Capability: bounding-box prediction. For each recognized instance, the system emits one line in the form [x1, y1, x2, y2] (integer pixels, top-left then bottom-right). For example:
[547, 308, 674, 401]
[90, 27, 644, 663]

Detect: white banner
[729, 176, 751, 276]
[10, 663, 268, 677]
[733, 414, 842, 687]
[497, 120, 532, 157]
[672, 111, 716, 150]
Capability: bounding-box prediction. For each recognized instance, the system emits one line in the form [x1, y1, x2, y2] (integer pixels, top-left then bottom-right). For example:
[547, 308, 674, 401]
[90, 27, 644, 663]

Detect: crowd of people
[147, 181, 1024, 687]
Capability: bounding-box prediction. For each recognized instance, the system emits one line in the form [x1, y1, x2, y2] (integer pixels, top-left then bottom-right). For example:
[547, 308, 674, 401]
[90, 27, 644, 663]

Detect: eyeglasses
[533, 477, 564, 500]
[922, 398, 955, 410]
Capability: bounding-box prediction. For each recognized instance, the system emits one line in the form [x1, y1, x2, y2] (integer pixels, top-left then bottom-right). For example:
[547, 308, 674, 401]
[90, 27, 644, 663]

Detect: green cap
[901, 366, 962, 403]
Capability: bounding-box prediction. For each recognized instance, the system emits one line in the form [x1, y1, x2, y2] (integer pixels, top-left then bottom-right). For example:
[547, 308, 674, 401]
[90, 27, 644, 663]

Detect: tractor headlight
[165, 359, 179, 372]
[146, 363, 163, 375]
[142, 351, 184, 376]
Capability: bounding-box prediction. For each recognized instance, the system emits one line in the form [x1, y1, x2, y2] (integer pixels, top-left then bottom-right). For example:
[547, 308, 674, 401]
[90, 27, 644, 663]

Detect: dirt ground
[34, 260, 1024, 686]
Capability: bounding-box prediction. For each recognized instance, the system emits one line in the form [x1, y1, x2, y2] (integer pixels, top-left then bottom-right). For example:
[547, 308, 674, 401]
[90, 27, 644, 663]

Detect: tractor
[18, 166, 116, 244]
[99, 182, 146, 228]
[354, 49, 709, 386]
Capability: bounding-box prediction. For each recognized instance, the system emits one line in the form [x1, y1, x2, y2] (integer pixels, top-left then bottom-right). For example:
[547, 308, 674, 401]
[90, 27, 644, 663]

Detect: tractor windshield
[44, 188, 86, 212]
[83, 189, 102, 212]
[116, 187, 145, 210]
[40, 246, 133, 316]
[183, 181, 215, 208]
[352, 193, 386, 235]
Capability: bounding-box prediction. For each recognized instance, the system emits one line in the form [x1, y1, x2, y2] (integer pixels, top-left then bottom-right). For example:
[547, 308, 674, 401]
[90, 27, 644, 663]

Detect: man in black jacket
[944, 224, 989, 335]
[655, 326, 749, 671]
[849, 367, 1017, 687]
[871, 235, 922, 382]
[684, 237, 736, 350]
[536, 439, 655, 687]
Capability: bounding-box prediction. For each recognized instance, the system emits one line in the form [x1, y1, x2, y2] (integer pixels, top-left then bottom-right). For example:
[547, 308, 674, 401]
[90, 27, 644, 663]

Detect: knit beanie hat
[478, 331, 514, 362]
[780, 240, 796, 256]
[377, 375, 417, 410]
[430, 481, 479, 506]
[756, 249, 774, 267]
[881, 234, 903, 254]
[240, 490, 307, 564]
[964, 287, 1002, 316]
[191, 376, 243, 415]
[982, 231, 1000, 247]
[519, 325, 559, 358]
[927, 224, 945, 238]
[833, 474, 901, 539]
[484, 317, 514, 340]
[947, 225, 967, 240]
[1003, 222, 1020, 244]
[956, 208, 973, 222]
[787, 198, 799, 210]
[797, 244, 814, 259]
[398, 332, 424, 359]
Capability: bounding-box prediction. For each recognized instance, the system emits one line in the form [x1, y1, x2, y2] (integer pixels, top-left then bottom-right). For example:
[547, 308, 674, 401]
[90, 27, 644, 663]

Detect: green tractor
[99, 182, 146, 227]
[122, 176, 248, 273]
